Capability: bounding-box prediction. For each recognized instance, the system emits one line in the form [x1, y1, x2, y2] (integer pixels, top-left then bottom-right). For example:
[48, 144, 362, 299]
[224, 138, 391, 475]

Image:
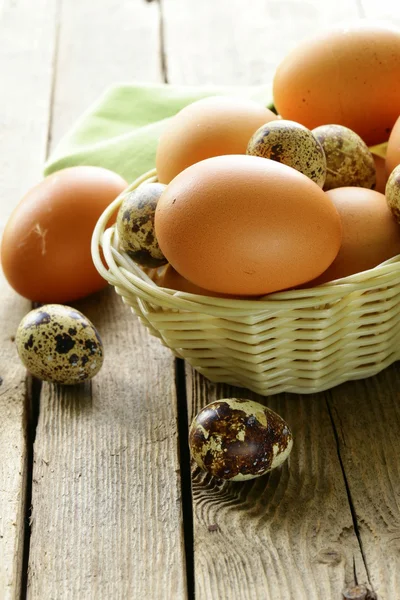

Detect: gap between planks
[26, 1, 188, 599]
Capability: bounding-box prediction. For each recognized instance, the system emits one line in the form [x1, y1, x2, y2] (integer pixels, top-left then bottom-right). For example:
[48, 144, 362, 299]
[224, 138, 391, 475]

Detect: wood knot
[316, 548, 342, 566]
[342, 584, 377, 600]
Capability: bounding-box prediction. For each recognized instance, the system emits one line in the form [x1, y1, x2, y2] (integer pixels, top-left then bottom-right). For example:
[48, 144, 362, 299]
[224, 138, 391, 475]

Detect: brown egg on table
[273, 21, 400, 146]
[156, 96, 277, 184]
[1, 166, 127, 303]
[386, 115, 400, 177]
[155, 155, 342, 296]
[306, 187, 400, 286]
[16, 304, 104, 385]
[312, 124, 376, 190]
[189, 398, 293, 481]
[117, 182, 168, 268]
[246, 119, 326, 188]
[385, 164, 400, 224]
[373, 153, 388, 194]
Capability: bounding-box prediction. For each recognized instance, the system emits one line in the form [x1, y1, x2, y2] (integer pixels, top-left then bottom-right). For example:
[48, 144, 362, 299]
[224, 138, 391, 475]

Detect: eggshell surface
[313, 124, 376, 190]
[1, 166, 127, 303]
[155, 155, 342, 296]
[189, 398, 293, 481]
[156, 96, 277, 184]
[386, 115, 400, 176]
[385, 164, 400, 224]
[117, 182, 167, 267]
[156, 264, 245, 298]
[273, 22, 400, 146]
[247, 119, 327, 187]
[308, 187, 400, 285]
[16, 304, 104, 385]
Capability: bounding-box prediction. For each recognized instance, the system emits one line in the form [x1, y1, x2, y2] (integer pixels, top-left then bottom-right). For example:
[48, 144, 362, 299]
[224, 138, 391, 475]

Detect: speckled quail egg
[386, 164, 400, 224]
[246, 119, 326, 187]
[189, 398, 293, 481]
[312, 124, 376, 191]
[16, 304, 104, 385]
[117, 182, 168, 268]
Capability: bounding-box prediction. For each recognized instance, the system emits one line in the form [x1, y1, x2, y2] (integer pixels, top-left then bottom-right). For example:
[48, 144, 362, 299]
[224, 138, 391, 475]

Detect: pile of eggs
[3, 21, 400, 481]
[117, 22, 400, 299]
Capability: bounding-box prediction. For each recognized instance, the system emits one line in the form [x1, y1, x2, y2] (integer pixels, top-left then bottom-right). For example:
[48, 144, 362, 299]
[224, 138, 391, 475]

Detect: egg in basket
[92, 23, 400, 396]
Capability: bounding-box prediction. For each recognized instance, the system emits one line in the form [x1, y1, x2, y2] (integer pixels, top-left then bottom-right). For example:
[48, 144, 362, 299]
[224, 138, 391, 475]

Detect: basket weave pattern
[92, 170, 400, 396]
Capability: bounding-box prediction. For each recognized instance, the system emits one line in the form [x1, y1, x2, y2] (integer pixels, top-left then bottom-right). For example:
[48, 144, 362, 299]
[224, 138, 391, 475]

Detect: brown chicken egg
[155, 155, 342, 296]
[155, 264, 252, 299]
[386, 164, 400, 224]
[273, 22, 400, 146]
[1, 166, 127, 303]
[246, 119, 326, 187]
[117, 182, 168, 268]
[307, 187, 400, 286]
[16, 304, 104, 385]
[155, 264, 242, 298]
[156, 96, 277, 184]
[189, 398, 293, 481]
[386, 115, 400, 177]
[312, 124, 376, 190]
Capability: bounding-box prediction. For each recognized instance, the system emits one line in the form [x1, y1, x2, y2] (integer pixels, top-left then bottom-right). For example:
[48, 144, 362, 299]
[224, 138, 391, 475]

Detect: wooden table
[1, 1, 400, 599]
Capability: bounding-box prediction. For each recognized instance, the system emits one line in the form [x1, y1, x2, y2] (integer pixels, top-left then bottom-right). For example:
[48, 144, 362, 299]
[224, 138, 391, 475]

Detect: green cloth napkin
[44, 82, 273, 182]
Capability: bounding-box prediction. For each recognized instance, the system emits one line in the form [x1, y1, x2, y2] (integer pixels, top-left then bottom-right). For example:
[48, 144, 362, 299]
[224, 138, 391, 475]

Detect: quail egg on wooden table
[246, 119, 327, 187]
[16, 304, 104, 385]
[116, 182, 168, 268]
[189, 398, 293, 481]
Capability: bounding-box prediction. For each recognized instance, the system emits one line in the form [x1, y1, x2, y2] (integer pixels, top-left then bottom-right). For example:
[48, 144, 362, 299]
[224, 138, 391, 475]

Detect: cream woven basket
[92, 169, 400, 397]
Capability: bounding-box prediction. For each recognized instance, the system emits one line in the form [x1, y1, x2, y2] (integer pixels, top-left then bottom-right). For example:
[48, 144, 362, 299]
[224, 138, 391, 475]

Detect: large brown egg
[386, 116, 400, 177]
[273, 22, 400, 146]
[155, 264, 236, 298]
[1, 166, 127, 303]
[307, 187, 400, 286]
[155, 96, 277, 184]
[155, 155, 342, 296]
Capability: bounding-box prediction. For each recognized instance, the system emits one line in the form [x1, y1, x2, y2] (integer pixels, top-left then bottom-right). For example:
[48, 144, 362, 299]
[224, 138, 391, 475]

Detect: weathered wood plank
[161, 0, 360, 86]
[161, 1, 376, 598]
[28, 1, 187, 598]
[187, 371, 369, 600]
[0, 0, 57, 597]
[51, 0, 162, 145]
[328, 366, 400, 600]
[29, 293, 186, 598]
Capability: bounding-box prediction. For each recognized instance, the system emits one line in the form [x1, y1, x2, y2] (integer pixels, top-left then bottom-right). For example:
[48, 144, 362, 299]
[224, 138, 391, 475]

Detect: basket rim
[91, 168, 400, 315]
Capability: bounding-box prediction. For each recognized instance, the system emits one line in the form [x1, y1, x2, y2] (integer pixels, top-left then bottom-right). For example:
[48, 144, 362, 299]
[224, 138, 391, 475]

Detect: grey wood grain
[0, 0, 58, 597]
[187, 370, 369, 600]
[27, 1, 187, 598]
[328, 366, 400, 600]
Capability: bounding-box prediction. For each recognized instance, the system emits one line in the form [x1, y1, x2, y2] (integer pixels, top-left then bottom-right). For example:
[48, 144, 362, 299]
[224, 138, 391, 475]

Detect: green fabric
[44, 82, 274, 182]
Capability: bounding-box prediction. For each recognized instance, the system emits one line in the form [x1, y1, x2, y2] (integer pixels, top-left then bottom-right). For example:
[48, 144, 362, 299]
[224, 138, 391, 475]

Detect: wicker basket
[91, 169, 400, 396]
